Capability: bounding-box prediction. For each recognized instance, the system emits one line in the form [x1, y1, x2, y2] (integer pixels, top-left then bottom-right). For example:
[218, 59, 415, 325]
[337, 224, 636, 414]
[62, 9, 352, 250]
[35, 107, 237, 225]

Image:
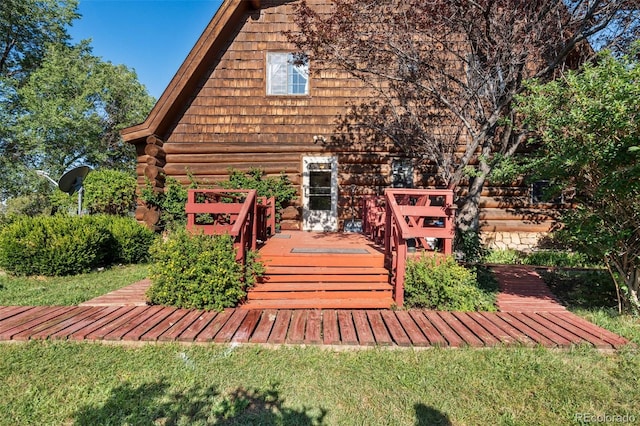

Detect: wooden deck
[245, 231, 394, 309]
[0, 305, 628, 349]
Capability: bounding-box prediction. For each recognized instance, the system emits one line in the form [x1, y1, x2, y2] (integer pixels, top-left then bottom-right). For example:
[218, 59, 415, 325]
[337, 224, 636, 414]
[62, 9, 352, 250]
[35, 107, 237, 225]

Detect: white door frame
[302, 156, 338, 231]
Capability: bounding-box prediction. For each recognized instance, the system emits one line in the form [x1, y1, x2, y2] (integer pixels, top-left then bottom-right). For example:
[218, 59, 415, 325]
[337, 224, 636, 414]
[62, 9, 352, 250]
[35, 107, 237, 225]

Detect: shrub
[404, 255, 496, 311]
[522, 250, 593, 268]
[0, 215, 154, 276]
[147, 230, 263, 311]
[83, 169, 137, 216]
[85, 215, 156, 264]
[0, 215, 113, 276]
[483, 249, 524, 264]
[218, 168, 297, 219]
[139, 177, 189, 230]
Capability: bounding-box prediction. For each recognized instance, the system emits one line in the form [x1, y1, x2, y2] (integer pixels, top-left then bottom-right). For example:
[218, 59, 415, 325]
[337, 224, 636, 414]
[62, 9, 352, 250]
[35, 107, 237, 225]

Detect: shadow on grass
[414, 403, 452, 425]
[74, 380, 326, 425]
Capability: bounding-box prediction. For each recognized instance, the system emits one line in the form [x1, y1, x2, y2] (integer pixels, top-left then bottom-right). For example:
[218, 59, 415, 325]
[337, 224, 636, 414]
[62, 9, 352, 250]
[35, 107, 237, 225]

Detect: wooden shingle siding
[124, 0, 559, 236]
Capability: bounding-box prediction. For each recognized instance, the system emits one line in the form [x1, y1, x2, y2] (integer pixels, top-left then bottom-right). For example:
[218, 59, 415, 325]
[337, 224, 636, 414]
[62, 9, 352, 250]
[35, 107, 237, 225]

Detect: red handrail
[185, 189, 258, 264]
[382, 188, 455, 307]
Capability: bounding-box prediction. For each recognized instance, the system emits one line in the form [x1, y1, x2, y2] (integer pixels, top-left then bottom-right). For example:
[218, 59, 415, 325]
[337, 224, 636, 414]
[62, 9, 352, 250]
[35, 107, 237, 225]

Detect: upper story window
[267, 52, 309, 95]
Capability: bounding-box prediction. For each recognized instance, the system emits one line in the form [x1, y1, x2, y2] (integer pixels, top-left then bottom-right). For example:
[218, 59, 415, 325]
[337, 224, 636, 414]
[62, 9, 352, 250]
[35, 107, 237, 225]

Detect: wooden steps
[244, 232, 393, 309]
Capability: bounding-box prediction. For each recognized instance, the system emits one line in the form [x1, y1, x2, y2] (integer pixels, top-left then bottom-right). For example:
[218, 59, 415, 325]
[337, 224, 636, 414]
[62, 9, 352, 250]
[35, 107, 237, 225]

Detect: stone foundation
[480, 231, 548, 252]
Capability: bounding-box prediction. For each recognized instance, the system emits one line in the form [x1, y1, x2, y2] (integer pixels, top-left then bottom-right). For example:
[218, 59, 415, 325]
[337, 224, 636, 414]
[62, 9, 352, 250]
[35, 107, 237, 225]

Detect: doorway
[302, 156, 338, 231]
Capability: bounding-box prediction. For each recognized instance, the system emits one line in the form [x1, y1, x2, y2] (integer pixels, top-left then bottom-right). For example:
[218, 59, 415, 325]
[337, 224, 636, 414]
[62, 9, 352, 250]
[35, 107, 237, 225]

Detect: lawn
[0, 341, 638, 425]
[0, 264, 149, 306]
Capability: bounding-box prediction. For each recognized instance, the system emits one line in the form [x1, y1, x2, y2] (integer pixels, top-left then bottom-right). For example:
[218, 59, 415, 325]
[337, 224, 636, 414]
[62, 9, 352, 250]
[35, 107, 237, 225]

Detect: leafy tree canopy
[0, 0, 154, 201]
[516, 48, 640, 313]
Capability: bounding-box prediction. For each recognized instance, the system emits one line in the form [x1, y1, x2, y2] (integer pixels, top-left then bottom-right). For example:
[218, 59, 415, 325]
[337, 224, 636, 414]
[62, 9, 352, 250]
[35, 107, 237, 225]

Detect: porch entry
[302, 156, 338, 231]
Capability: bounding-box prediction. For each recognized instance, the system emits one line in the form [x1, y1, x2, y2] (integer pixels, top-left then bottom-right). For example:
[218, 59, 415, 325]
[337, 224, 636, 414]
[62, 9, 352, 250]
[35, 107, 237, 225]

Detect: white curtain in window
[267, 53, 288, 95]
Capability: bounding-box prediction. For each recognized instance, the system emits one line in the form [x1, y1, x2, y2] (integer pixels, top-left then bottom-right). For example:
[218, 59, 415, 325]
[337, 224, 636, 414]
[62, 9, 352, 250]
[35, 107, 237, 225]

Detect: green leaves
[516, 48, 640, 313]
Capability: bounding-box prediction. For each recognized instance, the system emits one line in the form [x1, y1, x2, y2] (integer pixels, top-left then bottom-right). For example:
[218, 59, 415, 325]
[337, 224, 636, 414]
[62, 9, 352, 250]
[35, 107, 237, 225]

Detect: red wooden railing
[185, 189, 275, 265]
[368, 188, 455, 307]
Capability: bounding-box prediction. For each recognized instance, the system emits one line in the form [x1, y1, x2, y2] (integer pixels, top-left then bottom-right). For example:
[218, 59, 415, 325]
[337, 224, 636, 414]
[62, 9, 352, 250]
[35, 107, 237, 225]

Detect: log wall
[133, 0, 558, 236]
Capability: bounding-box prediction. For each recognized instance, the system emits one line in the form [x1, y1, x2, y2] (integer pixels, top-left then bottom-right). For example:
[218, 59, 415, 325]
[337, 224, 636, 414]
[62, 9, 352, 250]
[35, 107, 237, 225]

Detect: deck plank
[304, 310, 322, 344]
[214, 309, 248, 343]
[0, 306, 73, 340]
[452, 312, 499, 346]
[104, 306, 166, 341]
[536, 313, 612, 349]
[422, 311, 463, 347]
[351, 310, 375, 346]
[158, 310, 205, 342]
[478, 313, 535, 346]
[408, 311, 447, 346]
[250, 310, 277, 343]
[366, 310, 392, 345]
[322, 310, 340, 345]
[496, 313, 555, 347]
[395, 311, 429, 346]
[142, 308, 191, 342]
[549, 312, 629, 348]
[54, 306, 122, 340]
[178, 311, 218, 342]
[438, 312, 484, 347]
[232, 309, 262, 343]
[83, 307, 148, 341]
[467, 312, 516, 345]
[121, 307, 176, 341]
[509, 312, 571, 346]
[13, 306, 89, 341]
[286, 310, 307, 344]
[380, 311, 411, 346]
[195, 309, 234, 342]
[0, 306, 34, 323]
[267, 310, 292, 344]
[337, 310, 358, 345]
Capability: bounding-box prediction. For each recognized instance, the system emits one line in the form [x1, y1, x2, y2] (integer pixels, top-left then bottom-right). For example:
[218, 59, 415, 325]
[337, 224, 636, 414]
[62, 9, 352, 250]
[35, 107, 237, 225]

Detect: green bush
[147, 230, 263, 311]
[85, 215, 156, 264]
[483, 249, 524, 264]
[83, 169, 137, 216]
[0, 215, 113, 276]
[404, 255, 496, 311]
[522, 250, 593, 268]
[218, 168, 297, 220]
[139, 177, 189, 230]
[0, 215, 154, 276]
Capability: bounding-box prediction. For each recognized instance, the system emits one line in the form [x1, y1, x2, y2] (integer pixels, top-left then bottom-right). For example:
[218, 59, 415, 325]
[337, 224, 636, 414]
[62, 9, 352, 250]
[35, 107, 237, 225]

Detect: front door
[302, 156, 338, 231]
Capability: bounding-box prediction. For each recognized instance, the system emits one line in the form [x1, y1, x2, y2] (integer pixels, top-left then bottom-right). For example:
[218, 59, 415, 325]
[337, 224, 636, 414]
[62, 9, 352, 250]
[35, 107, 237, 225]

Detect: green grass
[0, 264, 149, 306]
[484, 249, 598, 268]
[0, 342, 638, 425]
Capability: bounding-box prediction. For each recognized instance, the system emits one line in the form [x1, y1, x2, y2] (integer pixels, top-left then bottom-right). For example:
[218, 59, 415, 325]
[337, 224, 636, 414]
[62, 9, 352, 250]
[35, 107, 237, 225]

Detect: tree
[516, 49, 640, 313]
[0, 42, 154, 200]
[288, 0, 640, 233]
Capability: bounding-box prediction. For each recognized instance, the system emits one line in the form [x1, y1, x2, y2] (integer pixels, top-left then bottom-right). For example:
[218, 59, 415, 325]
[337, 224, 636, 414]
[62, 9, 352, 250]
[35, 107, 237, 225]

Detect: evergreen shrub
[147, 230, 263, 311]
[404, 255, 496, 311]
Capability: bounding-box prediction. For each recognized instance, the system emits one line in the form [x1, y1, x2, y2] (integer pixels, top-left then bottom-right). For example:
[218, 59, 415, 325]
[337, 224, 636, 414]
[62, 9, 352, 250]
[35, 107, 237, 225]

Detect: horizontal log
[146, 156, 166, 167]
[163, 142, 325, 155]
[145, 144, 166, 160]
[165, 152, 302, 164]
[479, 197, 571, 209]
[479, 208, 560, 221]
[480, 220, 557, 233]
[163, 162, 300, 176]
[146, 135, 164, 147]
[144, 165, 165, 181]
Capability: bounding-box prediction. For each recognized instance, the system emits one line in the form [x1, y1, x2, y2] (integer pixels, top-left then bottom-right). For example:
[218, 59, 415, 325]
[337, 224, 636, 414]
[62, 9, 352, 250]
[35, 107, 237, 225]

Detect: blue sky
[69, 0, 224, 100]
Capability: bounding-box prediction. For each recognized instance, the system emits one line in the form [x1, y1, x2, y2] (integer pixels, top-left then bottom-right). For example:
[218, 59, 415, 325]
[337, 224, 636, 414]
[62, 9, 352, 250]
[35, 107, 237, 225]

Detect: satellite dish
[58, 166, 90, 195]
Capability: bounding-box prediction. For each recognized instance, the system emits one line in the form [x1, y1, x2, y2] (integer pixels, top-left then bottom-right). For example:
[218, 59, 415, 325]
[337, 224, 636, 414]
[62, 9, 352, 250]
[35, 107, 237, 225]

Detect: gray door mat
[272, 234, 292, 239]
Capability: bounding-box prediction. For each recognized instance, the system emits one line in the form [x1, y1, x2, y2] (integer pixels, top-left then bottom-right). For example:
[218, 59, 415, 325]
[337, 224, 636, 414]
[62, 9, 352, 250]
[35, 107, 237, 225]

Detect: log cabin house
[121, 0, 560, 252]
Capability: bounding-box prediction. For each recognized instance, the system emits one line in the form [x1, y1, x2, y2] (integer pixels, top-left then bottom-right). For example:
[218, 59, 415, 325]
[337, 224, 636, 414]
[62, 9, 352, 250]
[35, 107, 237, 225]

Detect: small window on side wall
[267, 52, 309, 95]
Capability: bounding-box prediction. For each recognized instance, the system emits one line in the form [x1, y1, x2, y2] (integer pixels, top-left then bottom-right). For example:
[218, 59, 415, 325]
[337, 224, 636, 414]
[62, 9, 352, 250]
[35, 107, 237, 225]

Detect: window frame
[266, 52, 310, 96]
